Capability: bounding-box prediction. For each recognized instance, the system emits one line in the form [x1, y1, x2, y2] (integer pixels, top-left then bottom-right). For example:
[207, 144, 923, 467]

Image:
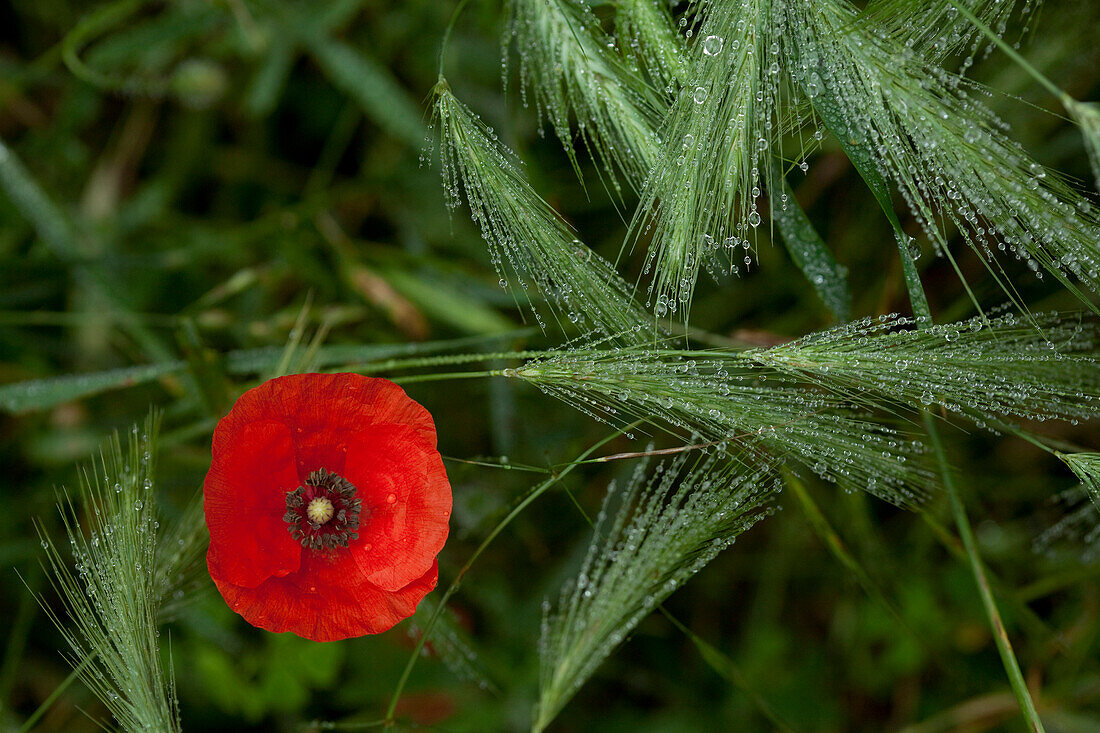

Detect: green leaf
[771, 166, 851, 321]
[0, 332, 533, 414]
[0, 138, 82, 261]
[0, 362, 185, 413]
[303, 38, 426, 147]
[804, 76, 930, 320]
[375, 266, 516, 335]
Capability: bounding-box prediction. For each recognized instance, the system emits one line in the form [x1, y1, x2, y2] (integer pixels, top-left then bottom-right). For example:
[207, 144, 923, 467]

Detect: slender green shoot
[923, 413, 1046, 733]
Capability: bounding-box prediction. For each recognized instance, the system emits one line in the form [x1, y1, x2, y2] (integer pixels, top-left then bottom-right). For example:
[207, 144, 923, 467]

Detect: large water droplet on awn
[703, 35, 724, 56]
[807, 72, 823, 97]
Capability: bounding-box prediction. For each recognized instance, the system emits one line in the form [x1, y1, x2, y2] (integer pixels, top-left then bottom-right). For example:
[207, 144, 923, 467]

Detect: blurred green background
[2, 0, 1100, 730]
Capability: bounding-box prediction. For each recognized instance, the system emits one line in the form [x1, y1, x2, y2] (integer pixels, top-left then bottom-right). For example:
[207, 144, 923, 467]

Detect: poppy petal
[204, 419, 302, 588]
[215, 556, 439, 641]
[343, 428, 451, 591]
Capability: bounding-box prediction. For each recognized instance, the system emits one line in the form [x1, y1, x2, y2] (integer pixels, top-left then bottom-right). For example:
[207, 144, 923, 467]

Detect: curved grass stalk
[534, 451, 777, 731]
[504, 0, 664, 191]
[432, 79, 656, 342]
[60, 0, 169, 97]
[748, 311, 1100, 426]
[864, 0, 1039, 64]
[626, 0, 782, 319]
[782, 0, 1100, 312]
[510, 347, 934, 505]
[923, 413, 1046, 733]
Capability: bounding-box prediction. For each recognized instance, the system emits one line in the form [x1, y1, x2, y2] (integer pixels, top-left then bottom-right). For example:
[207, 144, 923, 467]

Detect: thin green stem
[0, 571, 38, 723]
[60, 0, 167, 96]
[983, 417, 1087, 456]
[890, 190, 1044, 729]
[784, 470, 907, 628]
[438, 0, 473, 77]
[1018, 563, 1100, 604]
[442, 455, 552, 474]
[950, 2, 1065, 101]
[657, 609, 795, 733]
[923, 412, 1045, 733]
[389, 370, 499, 385]
[309, 718, 387, 731]
[18, 651, 98, 733]
[916, 509, 1057, 647]
[349, 350, 549, 376]
[380, 422, 641, 725]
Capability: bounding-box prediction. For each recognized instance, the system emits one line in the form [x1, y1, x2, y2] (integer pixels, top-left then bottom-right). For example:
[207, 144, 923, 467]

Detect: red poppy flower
[203, 373, 451, 642]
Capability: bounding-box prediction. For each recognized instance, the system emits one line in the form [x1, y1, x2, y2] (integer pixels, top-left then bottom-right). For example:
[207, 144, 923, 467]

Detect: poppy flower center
[284, 468, 363, 551]
[306, 497, 335, 524]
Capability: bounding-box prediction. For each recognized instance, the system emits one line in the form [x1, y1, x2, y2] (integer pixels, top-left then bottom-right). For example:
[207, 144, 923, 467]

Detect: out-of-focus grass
[1, 1, 1099, 731]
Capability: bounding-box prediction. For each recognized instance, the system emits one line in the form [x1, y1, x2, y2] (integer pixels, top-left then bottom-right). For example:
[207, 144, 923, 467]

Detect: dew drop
[807, 72, 823, 97]
[702, 35, 724, 56]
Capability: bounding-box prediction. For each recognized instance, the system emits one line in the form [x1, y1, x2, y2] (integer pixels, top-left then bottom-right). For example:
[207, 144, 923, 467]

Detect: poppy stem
[381, 420, 645, 726]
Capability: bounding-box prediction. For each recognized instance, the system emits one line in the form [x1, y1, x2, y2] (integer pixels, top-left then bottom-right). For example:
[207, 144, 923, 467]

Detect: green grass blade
[923, 412, 1046, 733]
[0, 331, 532, 414]
[0, 138, 82, 261]
[0, 363, 185, 414]
[303, 38, 425, 148]
[801, 74, 931, 319]
[771, 168, 851, 321]
[657, 609, 795, 733]
[784, 470, 906, 624]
